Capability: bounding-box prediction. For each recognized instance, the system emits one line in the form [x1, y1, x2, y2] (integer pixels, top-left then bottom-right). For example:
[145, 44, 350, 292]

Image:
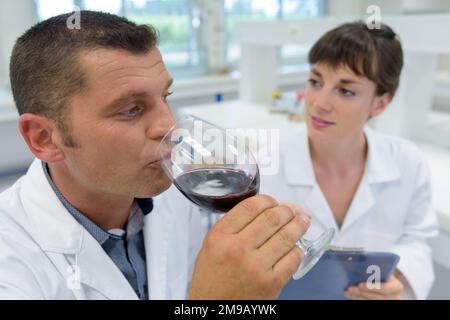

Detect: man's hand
[188, 195, 311, 300]
[345, 273, 404, 300]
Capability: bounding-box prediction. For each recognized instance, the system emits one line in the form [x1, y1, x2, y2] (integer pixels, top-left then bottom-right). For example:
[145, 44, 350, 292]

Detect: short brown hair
[308, 21, 403, 97]
[10, 11, 159, 146]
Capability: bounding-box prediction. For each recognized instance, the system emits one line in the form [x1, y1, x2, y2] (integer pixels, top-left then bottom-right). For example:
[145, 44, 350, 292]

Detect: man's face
[59, 48, 175, 198]
[304, 63, 383, 142]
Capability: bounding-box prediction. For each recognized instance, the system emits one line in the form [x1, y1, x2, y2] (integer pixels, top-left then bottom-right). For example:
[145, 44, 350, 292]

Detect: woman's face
[304, 63, 391, 142]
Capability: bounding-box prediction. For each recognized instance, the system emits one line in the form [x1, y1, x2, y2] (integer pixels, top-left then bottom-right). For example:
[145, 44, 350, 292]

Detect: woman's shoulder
[366, 127, 428, 168]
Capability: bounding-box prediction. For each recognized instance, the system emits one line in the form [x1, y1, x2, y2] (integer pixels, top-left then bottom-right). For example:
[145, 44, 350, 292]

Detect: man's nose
[147, 103, 176, 140]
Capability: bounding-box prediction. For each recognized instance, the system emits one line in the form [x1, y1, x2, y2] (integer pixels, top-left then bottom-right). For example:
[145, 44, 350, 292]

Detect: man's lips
[146, 152, 171, 167]
[146, 159, 161, 167]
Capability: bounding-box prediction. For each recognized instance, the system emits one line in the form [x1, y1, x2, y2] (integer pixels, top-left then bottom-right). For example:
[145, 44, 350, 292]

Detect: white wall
[403, 0, 450, 12]
[327, 0, 450, 16]
[327, 0, 366, 17]
[0, 0, 37, 88]
[429, 229, 450, 299]
[0, 108, 34, 173]
[326, 0, 450, 77]
[0, 1, 40, 173]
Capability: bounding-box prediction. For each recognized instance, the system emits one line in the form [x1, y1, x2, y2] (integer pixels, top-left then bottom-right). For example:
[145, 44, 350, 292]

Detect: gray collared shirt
[42, 162, 151, 300]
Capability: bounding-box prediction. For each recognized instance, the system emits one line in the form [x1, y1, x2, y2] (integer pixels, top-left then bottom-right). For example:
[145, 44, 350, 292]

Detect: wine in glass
[157, 115, 335, 279]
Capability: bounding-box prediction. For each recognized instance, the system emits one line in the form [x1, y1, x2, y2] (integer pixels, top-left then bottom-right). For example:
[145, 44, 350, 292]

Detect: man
[0, 11, 310, 299]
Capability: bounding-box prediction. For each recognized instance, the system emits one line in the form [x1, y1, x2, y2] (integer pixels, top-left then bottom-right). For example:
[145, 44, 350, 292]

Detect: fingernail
[299, 213, 311, 226]
[294, 207, 311, 221]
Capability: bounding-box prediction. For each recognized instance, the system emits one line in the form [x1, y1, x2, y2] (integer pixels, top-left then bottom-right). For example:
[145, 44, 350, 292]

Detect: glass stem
[296, 238, 311, 253]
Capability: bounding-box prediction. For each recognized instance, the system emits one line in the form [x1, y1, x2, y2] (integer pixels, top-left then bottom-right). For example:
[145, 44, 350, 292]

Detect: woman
[261, 22, 439, 300]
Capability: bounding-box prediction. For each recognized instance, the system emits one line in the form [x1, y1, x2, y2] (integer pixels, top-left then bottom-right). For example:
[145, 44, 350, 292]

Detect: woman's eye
[308, 79, 320, 87]
[120, 106, 143, 118]
[339, 88, 355, 97]
[163, 91, 173, 102]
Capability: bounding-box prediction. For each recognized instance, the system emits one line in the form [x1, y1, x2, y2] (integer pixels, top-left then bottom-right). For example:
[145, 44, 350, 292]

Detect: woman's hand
[345, 273, 404, 300]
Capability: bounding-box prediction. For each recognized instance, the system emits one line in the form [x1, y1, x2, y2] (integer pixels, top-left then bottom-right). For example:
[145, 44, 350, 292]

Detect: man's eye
[120, 106, 143, 118]
[339, 88, 356, 97]
[163, 91, 173, 103]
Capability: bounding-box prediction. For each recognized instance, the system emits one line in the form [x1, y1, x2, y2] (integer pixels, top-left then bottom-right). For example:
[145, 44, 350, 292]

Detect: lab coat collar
[283, 126, 401, 186]
[20, 159, 139, 299]
[282, 127, 401, 232]
[143, 203, 172, 299]
[338, 128, 402, 232]
[21, 159, 83, 254]
[76, 231, 139, 299]
[364, 127, 401, 184]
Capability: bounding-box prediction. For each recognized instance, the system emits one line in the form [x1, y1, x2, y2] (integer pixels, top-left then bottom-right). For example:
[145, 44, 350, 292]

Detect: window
[35, 0, 77, 20]
[36, 0, 122, 18]
[281, 0, 323, 18]
[280, 0, 324, 67]
[34, 0, 323, 77]
[34, 0, 205, 77]
[225, 0, 280, 66]
[82, 0, 123, 14]
[123, 0, 206, 76]
[225, 0, 324, 69]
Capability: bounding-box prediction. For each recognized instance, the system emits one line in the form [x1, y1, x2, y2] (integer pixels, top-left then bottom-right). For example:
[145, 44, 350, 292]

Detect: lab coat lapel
[143, 199, 171, 299]
[339, 175, 374, 233]
[340, 127, 401, 233]
[20, 159, 138, 299]
[144, 186, 203, 300]
[283, 133, 338, 231]
[75, 230, 139, 300]
[282, 128, 402, 233]
[303, 187, 340, 231]
[20, 159, 83, 252]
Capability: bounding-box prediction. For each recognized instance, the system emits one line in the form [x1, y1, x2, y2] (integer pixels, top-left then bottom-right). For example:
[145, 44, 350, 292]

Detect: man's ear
[18, 113, 65, 163]
[369, 92, 392, 118]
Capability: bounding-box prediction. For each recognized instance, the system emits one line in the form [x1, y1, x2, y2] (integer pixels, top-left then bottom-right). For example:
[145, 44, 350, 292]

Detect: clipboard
[279, 249, 400, 300]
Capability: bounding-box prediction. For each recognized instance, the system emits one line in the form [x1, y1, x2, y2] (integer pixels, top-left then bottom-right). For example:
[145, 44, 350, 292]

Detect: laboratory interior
[0, 0, 450, 300]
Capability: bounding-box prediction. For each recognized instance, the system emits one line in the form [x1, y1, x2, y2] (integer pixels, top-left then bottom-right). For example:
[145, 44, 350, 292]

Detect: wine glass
[157, 115, 335, 279]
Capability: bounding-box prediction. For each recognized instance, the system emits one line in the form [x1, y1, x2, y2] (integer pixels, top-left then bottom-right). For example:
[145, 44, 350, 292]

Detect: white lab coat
[260, 127, 439, 300]
[0, 159, 208, 300]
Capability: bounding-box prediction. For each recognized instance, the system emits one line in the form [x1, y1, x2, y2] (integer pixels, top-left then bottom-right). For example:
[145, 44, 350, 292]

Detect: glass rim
[156, 114, 260, 168]
[157, 114, 232, 153]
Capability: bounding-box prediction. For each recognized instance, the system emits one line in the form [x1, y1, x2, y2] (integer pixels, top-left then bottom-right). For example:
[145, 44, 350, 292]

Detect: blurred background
[0, 0, 450, 299]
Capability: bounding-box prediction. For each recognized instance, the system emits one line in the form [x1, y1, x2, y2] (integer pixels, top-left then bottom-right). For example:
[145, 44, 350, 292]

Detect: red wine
[174, 168, 260, 213]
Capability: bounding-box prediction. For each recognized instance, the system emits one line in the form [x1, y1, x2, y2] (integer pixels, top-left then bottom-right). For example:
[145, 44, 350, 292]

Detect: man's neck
[47, 162, 134, 230]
